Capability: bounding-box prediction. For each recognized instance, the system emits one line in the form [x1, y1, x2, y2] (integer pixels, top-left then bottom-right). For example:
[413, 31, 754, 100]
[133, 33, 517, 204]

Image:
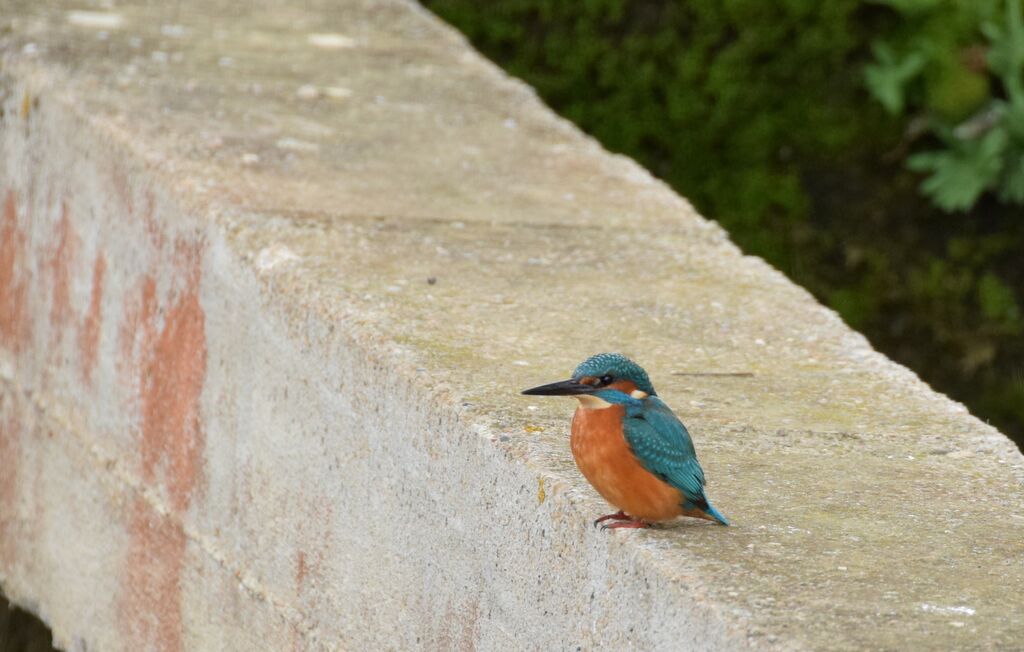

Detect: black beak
[521, 379, 595, 396]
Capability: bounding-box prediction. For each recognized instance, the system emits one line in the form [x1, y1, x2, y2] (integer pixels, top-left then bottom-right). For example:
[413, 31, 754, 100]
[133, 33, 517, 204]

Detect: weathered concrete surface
[1, 0, 1022, 649]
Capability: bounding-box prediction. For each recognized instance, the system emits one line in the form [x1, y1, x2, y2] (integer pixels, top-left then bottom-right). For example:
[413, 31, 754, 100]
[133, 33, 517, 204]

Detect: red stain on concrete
[142, 192, 166, 251]
[292, 497, 333, 595]
[48, 202, 78, 333]
[121, 497, 186, 652]
[118, 238, 207, 649]
[139, 242, 207, 511]
[79, 254, 107, 385]
[435, 596, 482, 652]
[118, 276, 157, 387]
[295, 551, 308, 590]
[0, 190, 30, 352]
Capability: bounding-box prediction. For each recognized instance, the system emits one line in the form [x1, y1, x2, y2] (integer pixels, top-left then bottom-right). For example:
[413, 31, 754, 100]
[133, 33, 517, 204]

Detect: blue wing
[623, 397, 728, 524]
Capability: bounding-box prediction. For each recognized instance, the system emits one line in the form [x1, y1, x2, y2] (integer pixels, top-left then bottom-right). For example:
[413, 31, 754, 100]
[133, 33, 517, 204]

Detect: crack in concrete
[231, 207, 720, 236]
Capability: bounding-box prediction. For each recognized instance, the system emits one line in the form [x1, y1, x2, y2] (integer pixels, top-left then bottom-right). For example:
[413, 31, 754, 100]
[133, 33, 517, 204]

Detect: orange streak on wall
[48, 202, 78, 334]
[0, 190, 30, 352]
[139, 242, 207, 512]
[120, 497, 187, 652]
[118, 238, 207, 650]
[79, 254, 107, 384]
[118, 276, 157, 385]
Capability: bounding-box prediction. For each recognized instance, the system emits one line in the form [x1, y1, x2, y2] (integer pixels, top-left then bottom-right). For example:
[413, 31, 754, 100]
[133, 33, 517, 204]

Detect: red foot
[593, 511, 630, 528]
[602, 519, 649, 530]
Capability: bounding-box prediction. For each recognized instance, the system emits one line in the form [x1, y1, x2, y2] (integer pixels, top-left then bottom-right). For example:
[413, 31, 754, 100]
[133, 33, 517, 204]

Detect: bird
[522, 352, 729, 530]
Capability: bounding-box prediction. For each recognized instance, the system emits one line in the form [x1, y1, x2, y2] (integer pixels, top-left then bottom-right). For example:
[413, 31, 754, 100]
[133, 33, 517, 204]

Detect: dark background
[0, 597, 54, 652]
[425, 0, 1024, 449]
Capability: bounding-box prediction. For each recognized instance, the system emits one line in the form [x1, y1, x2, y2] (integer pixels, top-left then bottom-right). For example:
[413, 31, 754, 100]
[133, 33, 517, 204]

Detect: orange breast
[570, 405, 684, 522]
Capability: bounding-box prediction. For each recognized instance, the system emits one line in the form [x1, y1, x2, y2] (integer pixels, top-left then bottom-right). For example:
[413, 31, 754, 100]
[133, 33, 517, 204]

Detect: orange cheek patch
[607, 380, 637, 394]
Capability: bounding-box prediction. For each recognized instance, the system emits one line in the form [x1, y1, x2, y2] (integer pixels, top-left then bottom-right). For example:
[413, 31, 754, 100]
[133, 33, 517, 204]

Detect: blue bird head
[521, 352, 656, 398]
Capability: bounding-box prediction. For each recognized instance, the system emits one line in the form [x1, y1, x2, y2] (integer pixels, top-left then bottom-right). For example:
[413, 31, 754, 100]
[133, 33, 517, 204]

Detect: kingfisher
[522, 353, 729, 529]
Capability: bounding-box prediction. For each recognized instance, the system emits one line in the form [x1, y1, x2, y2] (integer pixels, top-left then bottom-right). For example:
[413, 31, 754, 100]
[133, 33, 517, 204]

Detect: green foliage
[906, 127, 1006, 210]
[425, 0, 1024, 447]
[986, 0, 1024, 91]
[865, 0, 1024, 211]
[865, 43, 928, 114]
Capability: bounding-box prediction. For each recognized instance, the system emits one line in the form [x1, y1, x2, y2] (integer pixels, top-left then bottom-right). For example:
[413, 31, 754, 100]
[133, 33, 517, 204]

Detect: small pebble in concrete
[240, 152, 260, 166]
[296, 84, 320, 100]
[275, 137, 319, 153]
[919, 604, 976, 616]
[323, 86, 353, 100]
[307, 33, 356, 49]
[67, 10, 124, 29]
[256, 245, 300, 271]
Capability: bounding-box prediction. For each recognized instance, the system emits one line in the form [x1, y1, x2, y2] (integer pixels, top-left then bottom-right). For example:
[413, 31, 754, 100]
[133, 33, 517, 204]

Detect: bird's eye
[599, 375, 613, 386]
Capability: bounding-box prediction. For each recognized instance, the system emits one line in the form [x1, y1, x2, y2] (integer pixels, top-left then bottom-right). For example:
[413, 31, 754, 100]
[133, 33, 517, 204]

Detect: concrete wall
[1, 0, 1022, 650]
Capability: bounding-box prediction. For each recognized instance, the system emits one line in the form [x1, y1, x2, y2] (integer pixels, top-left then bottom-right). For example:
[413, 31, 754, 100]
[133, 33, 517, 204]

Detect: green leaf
[907, 128, 1008, 211]
[985, 0, 1024, 100]
[1004, 98, 1024, 138]
[997, 149, 1024, 202]
[864, 43, 928, 114]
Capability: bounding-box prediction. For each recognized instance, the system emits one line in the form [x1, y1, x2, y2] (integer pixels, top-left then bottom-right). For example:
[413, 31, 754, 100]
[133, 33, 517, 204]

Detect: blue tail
[704, 502, 730, 526]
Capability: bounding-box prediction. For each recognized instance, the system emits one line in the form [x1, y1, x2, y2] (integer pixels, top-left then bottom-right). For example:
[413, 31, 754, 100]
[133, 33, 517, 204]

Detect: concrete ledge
[2, 0, 1023, 649]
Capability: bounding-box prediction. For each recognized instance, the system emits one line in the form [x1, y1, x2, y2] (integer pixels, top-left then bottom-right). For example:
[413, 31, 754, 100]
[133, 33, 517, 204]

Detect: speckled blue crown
[573, 353, 656, 395]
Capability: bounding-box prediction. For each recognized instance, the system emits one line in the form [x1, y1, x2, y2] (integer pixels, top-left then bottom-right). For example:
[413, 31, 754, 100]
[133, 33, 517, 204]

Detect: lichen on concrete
[1, 0, 1022, 650]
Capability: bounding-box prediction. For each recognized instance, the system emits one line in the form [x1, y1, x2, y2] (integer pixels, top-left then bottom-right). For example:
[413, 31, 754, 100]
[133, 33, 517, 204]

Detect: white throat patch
[575, 394, 614, 410]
